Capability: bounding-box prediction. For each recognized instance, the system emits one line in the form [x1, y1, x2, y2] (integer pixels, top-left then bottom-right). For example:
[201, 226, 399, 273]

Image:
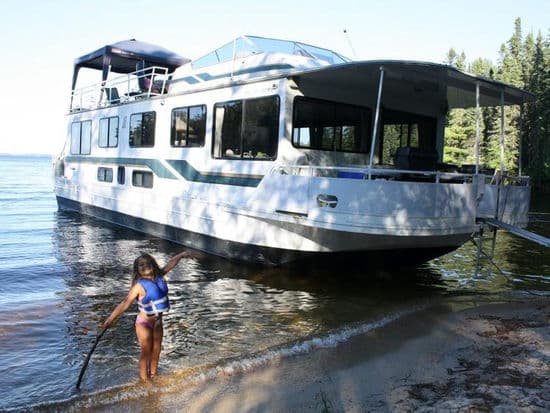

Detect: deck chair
[105, 87, 120, 104]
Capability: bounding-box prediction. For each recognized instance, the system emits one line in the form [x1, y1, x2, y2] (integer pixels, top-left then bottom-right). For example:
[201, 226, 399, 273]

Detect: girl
[101, 250, 189, 381]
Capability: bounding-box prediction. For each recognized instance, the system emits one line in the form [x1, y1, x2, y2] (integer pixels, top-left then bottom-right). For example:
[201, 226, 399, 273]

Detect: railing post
[518, 102, 524, 177]
[368, 66, 384, 179]
[499, 89, 505, 173]
[495, 89, 506, 220]
[475, 81, 480, 175]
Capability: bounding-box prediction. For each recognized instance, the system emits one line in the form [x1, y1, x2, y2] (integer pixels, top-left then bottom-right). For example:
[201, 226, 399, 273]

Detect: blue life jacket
[137, 277, 170, 316]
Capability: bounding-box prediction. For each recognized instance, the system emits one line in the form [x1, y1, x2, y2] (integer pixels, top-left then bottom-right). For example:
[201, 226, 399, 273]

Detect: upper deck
[69, 36, 349, 113]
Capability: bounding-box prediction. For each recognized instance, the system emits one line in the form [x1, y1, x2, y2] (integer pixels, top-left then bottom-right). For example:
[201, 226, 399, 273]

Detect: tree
[442, 18, 550, 189]
[524, 30, 550, 187]
[444, 49, 473, 165]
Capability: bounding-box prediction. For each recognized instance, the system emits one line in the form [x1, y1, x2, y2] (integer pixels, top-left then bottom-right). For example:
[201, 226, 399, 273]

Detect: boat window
[292, 97, 371, 153]
[117, 166, 125, 185]
[70, 120, 92, 155]
[192, 36, 349, 69]
[97, 167, 113, 182]
[132, 170, 153, 188]
[129, 112, 156, 147]
[379, 109, 436, 165]
[212, 95, 279, 160]
[171, 105, 206, 147]
[99, 117, 119, 148]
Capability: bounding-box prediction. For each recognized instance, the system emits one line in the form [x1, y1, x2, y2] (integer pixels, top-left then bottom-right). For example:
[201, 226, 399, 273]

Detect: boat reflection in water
[22, 202, 545, 411]
[51, 209, 448, 390]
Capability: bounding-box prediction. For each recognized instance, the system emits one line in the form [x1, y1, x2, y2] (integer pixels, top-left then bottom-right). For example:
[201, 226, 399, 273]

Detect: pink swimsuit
[135, 314, 161, 329]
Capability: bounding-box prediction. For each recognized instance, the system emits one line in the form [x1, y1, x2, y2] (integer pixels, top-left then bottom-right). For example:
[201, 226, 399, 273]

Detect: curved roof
[74, 39, 190, 73]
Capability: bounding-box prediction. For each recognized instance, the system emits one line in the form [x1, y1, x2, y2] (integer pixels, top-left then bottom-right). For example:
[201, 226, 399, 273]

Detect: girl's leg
[150, 320, 164, 377]
[135, 322, 153, 380]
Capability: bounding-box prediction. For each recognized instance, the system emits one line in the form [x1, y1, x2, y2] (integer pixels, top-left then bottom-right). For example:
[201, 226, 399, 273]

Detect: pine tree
[524, 30, 550, 187]
[443, 49, 472, 165]
[469, 58, 498, 167]
[442, 19, 549, 187]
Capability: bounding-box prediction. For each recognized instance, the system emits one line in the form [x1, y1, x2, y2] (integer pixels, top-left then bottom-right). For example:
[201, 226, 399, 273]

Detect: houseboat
[54, 36, 533, 265]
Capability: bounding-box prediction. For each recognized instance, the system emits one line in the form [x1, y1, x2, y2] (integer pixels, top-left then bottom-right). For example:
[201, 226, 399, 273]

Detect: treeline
[443, 18, 549, 189]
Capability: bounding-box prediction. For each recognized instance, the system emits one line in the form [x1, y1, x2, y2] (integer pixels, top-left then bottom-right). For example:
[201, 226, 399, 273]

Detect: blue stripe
[64, 156, 263, 187]
[179, 76, 200, 85]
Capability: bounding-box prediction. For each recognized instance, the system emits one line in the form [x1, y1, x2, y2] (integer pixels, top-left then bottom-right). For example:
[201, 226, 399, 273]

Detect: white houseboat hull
[54, 36, 533, 266]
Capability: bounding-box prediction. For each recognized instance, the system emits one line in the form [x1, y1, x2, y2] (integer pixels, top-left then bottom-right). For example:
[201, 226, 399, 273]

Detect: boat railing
[487, 169, 529, 186]
[271, 165, 530, 186]
[69, 66, 170, 112]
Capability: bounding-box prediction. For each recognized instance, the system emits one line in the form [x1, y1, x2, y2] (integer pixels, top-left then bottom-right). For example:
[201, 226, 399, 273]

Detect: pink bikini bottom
[135, 314, 161, 330]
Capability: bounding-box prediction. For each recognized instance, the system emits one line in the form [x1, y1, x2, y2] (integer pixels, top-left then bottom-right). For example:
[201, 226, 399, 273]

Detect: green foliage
[444, 18, 550, 187]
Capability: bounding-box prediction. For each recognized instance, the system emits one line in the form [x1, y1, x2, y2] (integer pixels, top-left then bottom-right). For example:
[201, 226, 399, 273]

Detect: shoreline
[82, 297, 549, 412]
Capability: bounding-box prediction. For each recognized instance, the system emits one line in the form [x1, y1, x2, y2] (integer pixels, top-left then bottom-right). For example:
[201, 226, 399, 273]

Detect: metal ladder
[472, 172, 550, 277]
[473, 172, 505, 277]
[472, 220, 500, 277]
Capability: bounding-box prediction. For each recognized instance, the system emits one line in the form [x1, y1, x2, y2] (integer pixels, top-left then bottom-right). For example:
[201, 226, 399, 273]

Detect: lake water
[0, 155, 548, 412]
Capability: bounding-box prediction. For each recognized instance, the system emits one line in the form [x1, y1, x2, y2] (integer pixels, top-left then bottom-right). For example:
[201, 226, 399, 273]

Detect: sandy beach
[88, 297, 549, 412]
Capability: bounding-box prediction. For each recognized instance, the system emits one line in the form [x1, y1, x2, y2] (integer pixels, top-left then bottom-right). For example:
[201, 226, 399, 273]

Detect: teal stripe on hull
[65, 156, 178, 179]
[64, 156, 263, 187]
[166, 160, 262, 187]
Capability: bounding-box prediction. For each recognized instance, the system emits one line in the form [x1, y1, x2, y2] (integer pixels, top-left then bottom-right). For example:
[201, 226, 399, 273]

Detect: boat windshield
[192, 35, 350, 69]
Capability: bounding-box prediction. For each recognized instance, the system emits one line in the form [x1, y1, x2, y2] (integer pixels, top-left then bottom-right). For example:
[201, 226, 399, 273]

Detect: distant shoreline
[0, 153, 52, 158]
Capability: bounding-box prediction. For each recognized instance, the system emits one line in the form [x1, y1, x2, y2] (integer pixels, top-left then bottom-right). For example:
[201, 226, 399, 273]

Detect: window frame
[97, 167, 113, 182]
[70, 120, 92, 155]
[212, 95, 280, 161]
[98, 116, 119, 148]
[170, 104, 207, 147]
[132, 170, 154, 188]
[378, 108, 437, 165]
[129, 111, 156, 148]
[117, 166, 125, 185]
[291, 97, 371, 154]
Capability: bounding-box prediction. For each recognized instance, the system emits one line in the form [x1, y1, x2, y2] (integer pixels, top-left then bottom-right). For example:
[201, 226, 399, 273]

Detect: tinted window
[117, 166, 125, 185]
[292, 97, 371, 153]
[171, 105, 206, 147]
[70, 120, 92, 155]
[212, 96, 279, 160]
[380, 109, 436, 165]
[132, 171, 153, 188]
[99, 117, 119, 148]
[97, 167, 113, 182]
[129, 112, 156, 147]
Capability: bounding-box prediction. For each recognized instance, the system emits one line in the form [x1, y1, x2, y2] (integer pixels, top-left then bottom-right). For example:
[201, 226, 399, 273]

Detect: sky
[0, 0, 548, 155]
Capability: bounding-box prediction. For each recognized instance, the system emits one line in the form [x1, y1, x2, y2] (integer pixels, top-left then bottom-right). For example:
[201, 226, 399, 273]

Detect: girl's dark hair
[132, 253, 164, 284]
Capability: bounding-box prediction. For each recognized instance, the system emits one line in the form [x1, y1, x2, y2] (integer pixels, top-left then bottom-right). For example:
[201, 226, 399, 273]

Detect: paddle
[76, 327, 108, 389]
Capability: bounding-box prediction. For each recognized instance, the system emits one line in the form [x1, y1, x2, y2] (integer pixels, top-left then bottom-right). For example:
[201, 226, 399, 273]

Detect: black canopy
[294, 60, 534, 108]
[71, 39, 190, 90]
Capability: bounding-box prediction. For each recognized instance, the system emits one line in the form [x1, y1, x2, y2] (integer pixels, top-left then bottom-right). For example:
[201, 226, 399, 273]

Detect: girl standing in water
[101, 250, 189, 381]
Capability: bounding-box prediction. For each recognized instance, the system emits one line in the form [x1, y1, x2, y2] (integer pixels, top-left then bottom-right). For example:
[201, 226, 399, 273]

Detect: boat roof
[182, 36, 532, 108]
[74, 39, 190, 74]
[292, 60, 534, 108]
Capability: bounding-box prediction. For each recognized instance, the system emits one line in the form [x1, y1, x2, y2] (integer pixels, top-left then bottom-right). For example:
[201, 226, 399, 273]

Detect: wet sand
[92, 298, 549, 412]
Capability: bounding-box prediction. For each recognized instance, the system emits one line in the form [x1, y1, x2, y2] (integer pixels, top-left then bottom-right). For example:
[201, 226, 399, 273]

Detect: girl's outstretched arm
[161, 250, 190, 274]
[101, 283, 141, 328]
